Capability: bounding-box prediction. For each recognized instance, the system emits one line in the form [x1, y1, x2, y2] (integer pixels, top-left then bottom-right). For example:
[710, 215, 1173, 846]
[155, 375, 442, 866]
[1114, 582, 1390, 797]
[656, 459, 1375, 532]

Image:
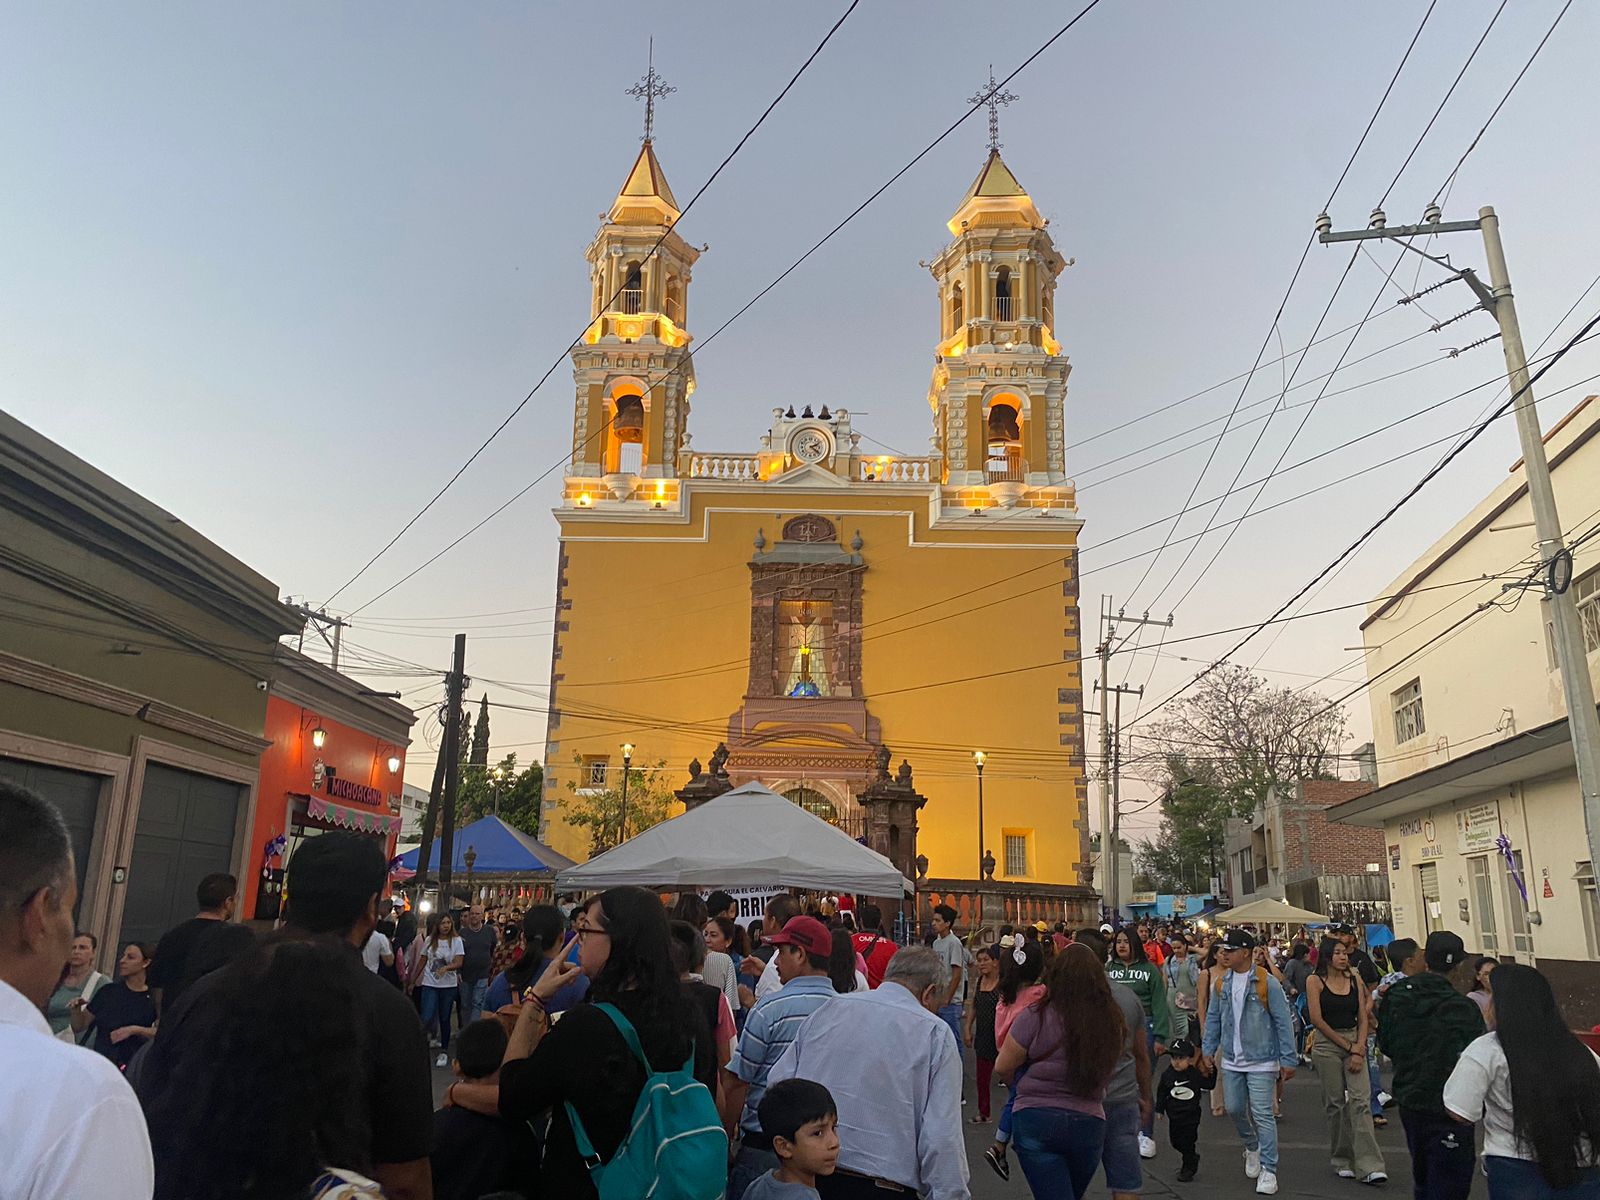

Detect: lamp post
[973, 750, 987, 883]
[491, 766, 506, 816]
[617, 742, 635, 846]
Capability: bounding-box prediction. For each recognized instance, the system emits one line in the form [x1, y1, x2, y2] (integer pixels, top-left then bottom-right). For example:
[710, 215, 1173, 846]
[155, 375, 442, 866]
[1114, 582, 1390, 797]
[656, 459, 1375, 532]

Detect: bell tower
[569, 52, 700, 491]
[926, 73, 1071, 505]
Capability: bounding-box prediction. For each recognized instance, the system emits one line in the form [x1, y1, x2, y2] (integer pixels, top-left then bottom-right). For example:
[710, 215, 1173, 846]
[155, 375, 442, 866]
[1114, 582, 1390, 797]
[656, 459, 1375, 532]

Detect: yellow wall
[540, 484, 1089, 886]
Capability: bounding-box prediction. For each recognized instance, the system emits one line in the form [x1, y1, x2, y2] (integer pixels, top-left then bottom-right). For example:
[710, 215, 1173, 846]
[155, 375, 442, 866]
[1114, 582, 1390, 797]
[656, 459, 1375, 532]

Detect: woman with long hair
[1164, 932, 1201, 1044]
[1196, 937, 1228, 1116]
[484, 904, 588, 1017]
[486, 887, 718, 1198]
[136, 938, 381, 1199]
[1305, 936, 1386, 1183]
[965, 944, 1002, 1123]
[995, 942, 1126, 1199]
[1445, 963, 1600, 1199]
[826, 927, 866, 993]
[416, 912, 464, 1066]
[1106, 927, 1169, 1153]
[985, 937, 1049, 1180]
[71, 941, 156, 1069]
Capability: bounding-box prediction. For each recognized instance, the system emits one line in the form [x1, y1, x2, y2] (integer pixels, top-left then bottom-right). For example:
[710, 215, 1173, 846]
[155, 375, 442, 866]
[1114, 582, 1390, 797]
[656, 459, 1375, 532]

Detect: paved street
[960, 1062, 1411, 1200]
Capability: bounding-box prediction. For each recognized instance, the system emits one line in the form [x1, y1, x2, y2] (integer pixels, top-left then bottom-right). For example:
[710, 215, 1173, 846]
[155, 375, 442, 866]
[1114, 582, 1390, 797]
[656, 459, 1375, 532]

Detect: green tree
[561, 755, 676, 855]
[458, 752, 544, 836]
[1133, 766, 1236, 893]
[469, 694, 491, 768]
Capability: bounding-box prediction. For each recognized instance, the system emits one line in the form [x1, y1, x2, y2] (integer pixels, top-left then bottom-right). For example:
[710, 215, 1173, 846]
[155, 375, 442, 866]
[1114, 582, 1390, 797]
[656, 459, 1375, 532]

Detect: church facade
[538, 130, 1096, 922]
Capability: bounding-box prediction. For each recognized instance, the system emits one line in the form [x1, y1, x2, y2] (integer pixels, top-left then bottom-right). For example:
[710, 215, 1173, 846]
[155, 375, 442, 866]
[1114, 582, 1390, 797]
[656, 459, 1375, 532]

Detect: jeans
[1012, 1106, 1107, 1200]
[457, 977, 488, 1027]
[938, 1002, 964, 1062]
[419, 985, 458, 1052]
[1484, 1155, 1600, 1200]
[727, 1143, 780, 1200]
[1221, 1069, 1280, 1172]
[1401, 1109, 1477, 1200]
[1101, 1099, 1143, 1193]
[1142, 1019, 1159, 1137]
[1369, 1034, 1385, 1115]
[1311, 1028, 1384, 1176]
[997, 1063, 1029, 1145]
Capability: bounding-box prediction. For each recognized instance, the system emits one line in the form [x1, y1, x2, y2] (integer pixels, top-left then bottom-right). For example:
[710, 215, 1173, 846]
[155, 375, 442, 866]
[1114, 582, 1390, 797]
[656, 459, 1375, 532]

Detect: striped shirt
[732, 975, 836, 1132]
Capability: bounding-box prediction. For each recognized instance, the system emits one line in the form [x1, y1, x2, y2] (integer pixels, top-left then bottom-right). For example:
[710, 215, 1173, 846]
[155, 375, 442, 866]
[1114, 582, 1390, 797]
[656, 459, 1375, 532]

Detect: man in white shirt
[0, 781, 154, 1199]
[748, 894, 802, 1003]
[767, 944, 970, 1199]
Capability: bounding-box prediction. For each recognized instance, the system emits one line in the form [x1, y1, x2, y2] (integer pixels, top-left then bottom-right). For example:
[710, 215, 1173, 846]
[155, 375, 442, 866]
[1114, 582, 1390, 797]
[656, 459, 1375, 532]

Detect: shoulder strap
[594, 1001, 652, 1073]
[1255, 966, 1270, 1008]
[563, 1002, 653, 1173]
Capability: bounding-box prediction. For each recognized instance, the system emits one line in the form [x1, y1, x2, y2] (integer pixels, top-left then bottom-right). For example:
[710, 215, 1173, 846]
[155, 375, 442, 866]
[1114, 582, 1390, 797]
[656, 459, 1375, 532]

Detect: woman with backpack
[466, 887, 721, 1199]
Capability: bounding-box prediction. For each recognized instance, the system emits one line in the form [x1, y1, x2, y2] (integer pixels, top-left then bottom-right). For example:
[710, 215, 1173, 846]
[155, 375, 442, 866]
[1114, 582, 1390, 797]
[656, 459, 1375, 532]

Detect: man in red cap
[725, 915, 837, 1200]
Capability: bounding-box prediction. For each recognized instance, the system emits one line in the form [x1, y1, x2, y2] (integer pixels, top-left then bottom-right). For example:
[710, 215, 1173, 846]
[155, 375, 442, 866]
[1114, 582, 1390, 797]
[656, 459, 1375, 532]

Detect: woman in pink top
[984, 937, 1048, 1181]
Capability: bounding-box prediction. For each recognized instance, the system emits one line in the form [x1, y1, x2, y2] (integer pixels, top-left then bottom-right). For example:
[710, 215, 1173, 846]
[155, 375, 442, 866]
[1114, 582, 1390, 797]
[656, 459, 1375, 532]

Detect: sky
[5, 1, 1598, 841]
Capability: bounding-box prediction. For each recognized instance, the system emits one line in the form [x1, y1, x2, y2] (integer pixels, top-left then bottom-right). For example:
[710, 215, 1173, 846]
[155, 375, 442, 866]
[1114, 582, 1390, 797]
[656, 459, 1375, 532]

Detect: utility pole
[411, 734, 447, 911]
[1319, 203, 1600, 899]
[288, 602, 349, 671]
[1094, 598, 1171, 927]
[436, 634, 469, 908]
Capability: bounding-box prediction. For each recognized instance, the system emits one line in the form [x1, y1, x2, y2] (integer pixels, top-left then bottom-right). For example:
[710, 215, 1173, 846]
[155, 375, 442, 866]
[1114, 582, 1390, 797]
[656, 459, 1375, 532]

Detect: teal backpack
[564, 1002, 729, 1200]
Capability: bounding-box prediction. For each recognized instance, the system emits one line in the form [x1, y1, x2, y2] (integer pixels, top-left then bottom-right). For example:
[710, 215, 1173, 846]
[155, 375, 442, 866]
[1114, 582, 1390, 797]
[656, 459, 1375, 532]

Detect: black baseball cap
[1425, 930, 1467, 971]
[1219, 927, 1257, 951]
[1328, 921, 1355, 935]
[1168, 1037, 1196, 1058]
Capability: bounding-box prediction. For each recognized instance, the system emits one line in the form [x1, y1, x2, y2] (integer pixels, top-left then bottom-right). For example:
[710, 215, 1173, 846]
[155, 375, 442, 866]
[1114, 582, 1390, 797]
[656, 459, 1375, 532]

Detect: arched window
[950, 281, 964, 334]
[665, 277, 683, 325]
[987, 402, 1023, 482]
[622, 262, 644, 314]
[608, 392, 645, 475]
[994, 267, 1013, 321]
[785, 787, 836, 823]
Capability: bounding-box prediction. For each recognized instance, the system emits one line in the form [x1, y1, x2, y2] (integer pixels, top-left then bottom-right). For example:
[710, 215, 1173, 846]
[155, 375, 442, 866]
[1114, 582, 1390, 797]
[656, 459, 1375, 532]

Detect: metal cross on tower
[968, 65, 1018, 154]
[626, 38, 676, 143]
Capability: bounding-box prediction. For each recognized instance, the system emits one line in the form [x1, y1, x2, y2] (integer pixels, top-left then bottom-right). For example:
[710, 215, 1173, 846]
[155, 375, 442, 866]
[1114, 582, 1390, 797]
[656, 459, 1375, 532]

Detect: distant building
[1226, 780, 1389, 927]
[1330, 396, 1600, 1008]
[397, 781, 429, 844]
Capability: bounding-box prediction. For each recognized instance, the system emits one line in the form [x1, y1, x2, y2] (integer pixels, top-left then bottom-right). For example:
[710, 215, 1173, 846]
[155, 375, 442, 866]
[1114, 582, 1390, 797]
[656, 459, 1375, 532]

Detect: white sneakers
[1337, 1168, 1357, 1179]
[1362, 1172, 1390, 1185]
[434, 1052, 448, 1068]
[1244, 1149, 1261, 1180]
[1256, 1170, 1279, 1194]
[1138, 1134, 1157, 1159]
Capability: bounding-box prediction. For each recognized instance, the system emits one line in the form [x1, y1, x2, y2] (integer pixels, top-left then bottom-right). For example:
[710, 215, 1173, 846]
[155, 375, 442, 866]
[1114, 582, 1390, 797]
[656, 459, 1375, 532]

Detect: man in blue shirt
[724, 916, 837, 1200]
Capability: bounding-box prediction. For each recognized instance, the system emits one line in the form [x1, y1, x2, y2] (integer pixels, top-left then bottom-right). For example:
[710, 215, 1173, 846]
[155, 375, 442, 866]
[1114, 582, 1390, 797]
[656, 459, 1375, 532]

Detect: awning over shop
[293, 793, 401, 836]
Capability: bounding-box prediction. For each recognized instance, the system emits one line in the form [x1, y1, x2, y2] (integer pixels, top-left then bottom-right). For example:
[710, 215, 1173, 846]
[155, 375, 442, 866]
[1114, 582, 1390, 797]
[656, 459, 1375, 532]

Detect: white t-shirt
[932, 933, 966, 1002]
[755, 952, 782, 1001]
[1224, 969, 1279, 1074]
[420, 936, 464, 988]
[361, 931, 392, 974]
[1444, 1032, 1600, 1162]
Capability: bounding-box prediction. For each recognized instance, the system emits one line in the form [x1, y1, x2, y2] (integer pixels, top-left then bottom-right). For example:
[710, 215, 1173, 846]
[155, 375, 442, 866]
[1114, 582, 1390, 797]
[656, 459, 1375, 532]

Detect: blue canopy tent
[395, 815, 575, 906]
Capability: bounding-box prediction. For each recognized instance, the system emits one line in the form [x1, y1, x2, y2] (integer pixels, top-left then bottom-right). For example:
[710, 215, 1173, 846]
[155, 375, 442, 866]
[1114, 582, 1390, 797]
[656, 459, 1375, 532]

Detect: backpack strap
[564, 1002, 654, 1172]
[593, 1002, 651, 1072]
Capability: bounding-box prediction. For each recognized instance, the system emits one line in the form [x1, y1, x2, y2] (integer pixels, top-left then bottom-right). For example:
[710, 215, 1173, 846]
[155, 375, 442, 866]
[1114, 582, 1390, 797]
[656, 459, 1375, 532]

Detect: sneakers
[1376, 1090, 1394, 1107]
[1244, 1149, 1261, 1180]
[1337, 1168, 1357, 1179]
[1361, 1172, 1390, 1185]
[1177, 1159, 1199, 1182]
[983, 1145, 1010, 1181]
[434, 1052, 448, 1068]
[1257, 1170, 1279, 1195]
[1139, 1134, 1157, 1159]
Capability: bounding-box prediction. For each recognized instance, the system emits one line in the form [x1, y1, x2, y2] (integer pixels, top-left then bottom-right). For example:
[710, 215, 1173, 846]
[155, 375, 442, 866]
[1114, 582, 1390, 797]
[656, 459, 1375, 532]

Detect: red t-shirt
[1144, 940, 1167, 966]
[851, 931, 897, 988]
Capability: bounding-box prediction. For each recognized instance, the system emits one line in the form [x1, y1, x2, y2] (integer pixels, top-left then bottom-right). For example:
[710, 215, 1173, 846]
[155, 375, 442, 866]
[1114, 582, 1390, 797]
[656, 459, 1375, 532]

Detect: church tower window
[665, 276, 683, 325]
[949, 282, 964, 334]
[986, 402, 1023, 482]
[622, 262, 644, 314]
[994, 266, 1013, 321]
[781, 599, 831, 698]
[608, 392, 646, 475]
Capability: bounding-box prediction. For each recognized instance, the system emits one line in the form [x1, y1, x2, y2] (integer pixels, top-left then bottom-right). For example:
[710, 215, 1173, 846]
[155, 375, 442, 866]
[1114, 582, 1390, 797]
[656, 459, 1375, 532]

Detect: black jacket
[1375, 971, 1485, 1116]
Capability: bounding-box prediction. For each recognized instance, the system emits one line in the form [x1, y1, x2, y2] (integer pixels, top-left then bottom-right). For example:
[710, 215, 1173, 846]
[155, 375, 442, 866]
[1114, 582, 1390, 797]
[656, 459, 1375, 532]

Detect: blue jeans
[938, 1002, 964, 1062]
[458, 977, 488, 1027]
[1485, 1155, 1600, 1200]
[1102, 1100, 1143, 1192]
[997, 1063, 1029, 1145]
[1368, 1036, 1384, 1115]
[1013, 1107, 1107, 1200]
[1222, 1069, 1280, 1172]
[420, 985, 458, 1052]
[1142, 1019, 1159, 1137]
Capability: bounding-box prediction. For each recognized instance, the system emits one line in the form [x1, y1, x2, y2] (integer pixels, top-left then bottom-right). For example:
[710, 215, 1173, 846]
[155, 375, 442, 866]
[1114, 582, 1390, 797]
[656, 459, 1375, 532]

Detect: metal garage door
[119, 764, 241, 950]
[0, 757, 101, 921]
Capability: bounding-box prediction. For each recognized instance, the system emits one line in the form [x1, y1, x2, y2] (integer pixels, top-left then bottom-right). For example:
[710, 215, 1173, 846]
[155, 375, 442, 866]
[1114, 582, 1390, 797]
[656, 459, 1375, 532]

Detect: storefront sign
[1456, 801, 1501, 855]
[328, 776, 384, 807]
[1389, 844, 1402, 872]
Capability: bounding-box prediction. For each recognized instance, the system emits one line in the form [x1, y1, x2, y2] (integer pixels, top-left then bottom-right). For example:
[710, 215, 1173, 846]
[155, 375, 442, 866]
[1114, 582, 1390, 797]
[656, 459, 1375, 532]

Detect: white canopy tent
[1211, 897, 1330, 925]
[554, 782, 914, 895]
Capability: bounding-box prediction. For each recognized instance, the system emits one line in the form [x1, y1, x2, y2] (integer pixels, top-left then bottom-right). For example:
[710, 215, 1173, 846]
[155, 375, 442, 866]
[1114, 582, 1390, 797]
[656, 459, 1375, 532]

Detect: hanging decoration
[261, 832, 287, 871]
[1496, 833, 1529, 907]
[307, 794, 402, 836]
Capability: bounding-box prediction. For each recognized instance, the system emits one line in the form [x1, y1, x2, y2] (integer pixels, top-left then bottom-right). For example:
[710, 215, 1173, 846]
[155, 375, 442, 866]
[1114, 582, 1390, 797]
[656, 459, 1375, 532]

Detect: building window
[1579, 862, 1600, 958]
[950, 281, 964, 332]
[1576, 566, 1600, 654]
[994, 266, 1013, 321]
[621, 262, 643, 314]
[582, 757, 609, 790]
[1469, 855, 1499, 955]
[1504, 849, 1534, 954]
[1392, 679, 1426, 744]
[1004, 832, 1031, 878]
[986, 403, 1023, 482]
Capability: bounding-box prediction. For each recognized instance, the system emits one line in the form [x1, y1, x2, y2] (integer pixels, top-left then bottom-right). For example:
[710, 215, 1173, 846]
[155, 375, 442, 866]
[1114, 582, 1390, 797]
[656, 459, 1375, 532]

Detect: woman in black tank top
[1307, 936, 1387, 1182]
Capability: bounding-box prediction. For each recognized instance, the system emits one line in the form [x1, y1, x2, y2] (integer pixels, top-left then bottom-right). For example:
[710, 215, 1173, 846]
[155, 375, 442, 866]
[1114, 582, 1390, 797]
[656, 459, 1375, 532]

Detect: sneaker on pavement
[1361, 1172, 1390, 1185]
[1336, 1167, 1357, 1179]
[1245, 1149, 1262, 1179]
[434, 1052, 448, 1068]
[1377, 1090, 1394, 1107]
[1177, 1164, 1197, 1183]
[983, 1145, 1010, 1182]
[1139, 1134, 1157, 1159]
[1257, 1170, 1279, 1195]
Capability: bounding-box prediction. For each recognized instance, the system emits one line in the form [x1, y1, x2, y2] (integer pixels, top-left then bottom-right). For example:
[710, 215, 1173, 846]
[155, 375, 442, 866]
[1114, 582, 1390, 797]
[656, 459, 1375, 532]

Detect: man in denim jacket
[1201, 928, 1298, 1196]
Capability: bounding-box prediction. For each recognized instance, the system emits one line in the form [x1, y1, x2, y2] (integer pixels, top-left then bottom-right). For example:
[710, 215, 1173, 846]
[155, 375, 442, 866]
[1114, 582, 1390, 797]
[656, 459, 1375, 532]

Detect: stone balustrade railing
[688, 453, 760, 480]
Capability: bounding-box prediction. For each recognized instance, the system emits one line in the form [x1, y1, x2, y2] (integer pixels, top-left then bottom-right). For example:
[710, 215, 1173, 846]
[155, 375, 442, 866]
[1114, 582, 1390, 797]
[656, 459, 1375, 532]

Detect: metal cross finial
[626, 38, 676, 143]
[968, 65, 1018, 154]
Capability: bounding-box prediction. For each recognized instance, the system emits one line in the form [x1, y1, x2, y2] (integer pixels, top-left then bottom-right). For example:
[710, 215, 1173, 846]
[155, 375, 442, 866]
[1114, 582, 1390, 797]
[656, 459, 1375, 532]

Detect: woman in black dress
[71, 941, 156, 1069]
[966, 943, 1003, 1123]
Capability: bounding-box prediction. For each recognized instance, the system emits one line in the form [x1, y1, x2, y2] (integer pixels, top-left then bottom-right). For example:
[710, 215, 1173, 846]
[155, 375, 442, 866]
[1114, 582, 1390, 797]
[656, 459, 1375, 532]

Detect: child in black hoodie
[1155, 1038, 1215, 1181]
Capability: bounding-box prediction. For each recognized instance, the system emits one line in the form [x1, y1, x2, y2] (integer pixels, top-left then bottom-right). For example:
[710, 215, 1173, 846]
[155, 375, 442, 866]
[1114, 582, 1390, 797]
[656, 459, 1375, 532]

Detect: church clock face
[791, 429, 829, 464]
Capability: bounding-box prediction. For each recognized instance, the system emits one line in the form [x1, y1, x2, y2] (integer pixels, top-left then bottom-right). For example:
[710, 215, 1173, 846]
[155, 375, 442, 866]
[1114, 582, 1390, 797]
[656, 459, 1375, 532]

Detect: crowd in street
[7, 779, 1600, 1200]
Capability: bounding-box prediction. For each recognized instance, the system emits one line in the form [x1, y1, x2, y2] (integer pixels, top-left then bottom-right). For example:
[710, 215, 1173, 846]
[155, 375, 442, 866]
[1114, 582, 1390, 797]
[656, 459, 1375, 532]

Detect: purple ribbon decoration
[1496, 833, 1529, 907]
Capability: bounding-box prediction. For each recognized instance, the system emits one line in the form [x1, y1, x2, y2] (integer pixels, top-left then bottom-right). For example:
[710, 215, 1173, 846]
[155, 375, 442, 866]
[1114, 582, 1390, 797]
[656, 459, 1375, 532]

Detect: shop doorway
[120, 764, 242, 949]
[1417, 862, 1444, 934]
[0, 757, 100, 921]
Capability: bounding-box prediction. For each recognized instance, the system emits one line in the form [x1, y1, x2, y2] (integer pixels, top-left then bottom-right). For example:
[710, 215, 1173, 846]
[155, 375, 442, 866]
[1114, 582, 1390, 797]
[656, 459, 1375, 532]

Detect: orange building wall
[245, 695, 408, 916]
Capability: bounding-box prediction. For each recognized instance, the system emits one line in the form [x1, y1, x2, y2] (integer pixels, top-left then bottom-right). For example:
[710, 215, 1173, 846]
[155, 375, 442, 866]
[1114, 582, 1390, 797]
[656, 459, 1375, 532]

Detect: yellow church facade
[538, 133, 1097, 923]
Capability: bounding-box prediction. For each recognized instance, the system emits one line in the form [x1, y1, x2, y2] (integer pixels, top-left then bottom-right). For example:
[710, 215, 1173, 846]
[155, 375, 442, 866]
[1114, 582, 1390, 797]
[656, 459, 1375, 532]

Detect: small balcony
[688, 453, 760, 481]
[620, 288, 644, 315]
[858, 457, 932, 483]
[993, 295, 1014, 322]
[986, 450, 1025, 482]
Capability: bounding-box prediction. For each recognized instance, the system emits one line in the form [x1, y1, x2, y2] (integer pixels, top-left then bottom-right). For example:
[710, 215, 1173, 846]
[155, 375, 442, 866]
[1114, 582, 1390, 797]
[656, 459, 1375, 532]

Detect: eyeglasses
[574, 924, 610, 941]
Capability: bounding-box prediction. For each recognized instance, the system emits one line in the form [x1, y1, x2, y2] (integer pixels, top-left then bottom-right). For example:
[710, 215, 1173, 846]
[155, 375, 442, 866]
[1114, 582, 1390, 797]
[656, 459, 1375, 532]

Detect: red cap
[764, 916, 832, 958]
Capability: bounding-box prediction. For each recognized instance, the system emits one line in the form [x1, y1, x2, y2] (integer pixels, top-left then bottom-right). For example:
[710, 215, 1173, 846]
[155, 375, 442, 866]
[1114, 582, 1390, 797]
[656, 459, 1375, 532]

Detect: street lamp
[973, 751, 987, 881]
[491, 766, 506, 816]
[617, 742, 635, 845]
[311, 726, 327, 750]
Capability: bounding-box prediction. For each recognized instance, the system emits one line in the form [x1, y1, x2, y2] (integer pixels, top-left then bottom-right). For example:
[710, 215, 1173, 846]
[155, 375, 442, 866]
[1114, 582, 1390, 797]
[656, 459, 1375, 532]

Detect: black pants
[1400, 1108, 1476, 1200]
[1168, 1115, 1201, 1167]
[817, 1172, 912, 1198]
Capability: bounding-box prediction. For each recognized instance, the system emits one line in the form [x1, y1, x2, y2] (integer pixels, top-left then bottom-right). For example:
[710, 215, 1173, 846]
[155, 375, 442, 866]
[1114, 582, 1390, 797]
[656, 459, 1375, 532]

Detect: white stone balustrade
[689, 453, 761, 480]
[858, 458, 931, 483]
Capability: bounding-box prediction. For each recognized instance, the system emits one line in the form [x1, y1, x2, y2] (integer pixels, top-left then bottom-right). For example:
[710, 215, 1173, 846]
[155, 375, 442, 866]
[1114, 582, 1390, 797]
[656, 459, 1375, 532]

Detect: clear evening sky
[4, 2, 1596, 836]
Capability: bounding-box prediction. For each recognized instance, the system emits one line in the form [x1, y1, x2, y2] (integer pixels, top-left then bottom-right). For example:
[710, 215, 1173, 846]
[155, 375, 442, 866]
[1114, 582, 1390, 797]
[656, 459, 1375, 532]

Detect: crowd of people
[7, 778, 1600, 1199]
